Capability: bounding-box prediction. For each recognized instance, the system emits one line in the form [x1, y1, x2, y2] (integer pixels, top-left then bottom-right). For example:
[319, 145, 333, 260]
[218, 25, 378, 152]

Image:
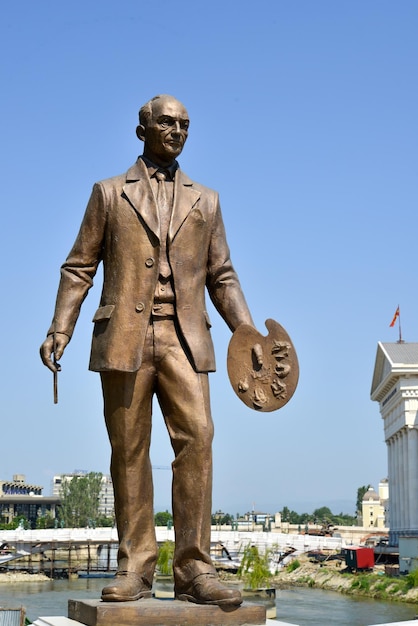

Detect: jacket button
[135, 302, 145, 313]
[145, 257, 155, 267]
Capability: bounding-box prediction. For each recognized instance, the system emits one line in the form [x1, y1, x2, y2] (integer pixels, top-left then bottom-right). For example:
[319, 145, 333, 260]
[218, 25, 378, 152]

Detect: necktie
[155, 170, 169, 212]
[155, 170, 171, 279]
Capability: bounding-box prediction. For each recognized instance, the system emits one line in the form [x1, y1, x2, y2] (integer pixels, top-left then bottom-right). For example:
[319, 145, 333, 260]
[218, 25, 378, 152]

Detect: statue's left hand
[227, 319, 299, 412]
[252, 343, 263, 367]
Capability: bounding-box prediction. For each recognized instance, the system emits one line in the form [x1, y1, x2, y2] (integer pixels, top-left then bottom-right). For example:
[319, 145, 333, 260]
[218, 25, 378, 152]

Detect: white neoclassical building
[371, 342, 418, 546]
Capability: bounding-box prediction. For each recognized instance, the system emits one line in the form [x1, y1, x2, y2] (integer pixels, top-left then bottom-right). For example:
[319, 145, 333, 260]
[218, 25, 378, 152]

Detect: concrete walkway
[31, 617, 418, 626]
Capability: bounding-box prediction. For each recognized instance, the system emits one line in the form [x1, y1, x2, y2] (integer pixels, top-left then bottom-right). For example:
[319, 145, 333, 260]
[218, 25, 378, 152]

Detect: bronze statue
[40, 94, 255, 606]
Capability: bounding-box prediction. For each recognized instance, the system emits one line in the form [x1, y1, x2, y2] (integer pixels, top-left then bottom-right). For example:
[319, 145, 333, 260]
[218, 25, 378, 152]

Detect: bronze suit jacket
[50, 158, 253, 373]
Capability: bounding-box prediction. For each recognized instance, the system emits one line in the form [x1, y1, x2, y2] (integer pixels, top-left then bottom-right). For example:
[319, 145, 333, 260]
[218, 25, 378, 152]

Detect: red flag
[390, 306, 400, 327]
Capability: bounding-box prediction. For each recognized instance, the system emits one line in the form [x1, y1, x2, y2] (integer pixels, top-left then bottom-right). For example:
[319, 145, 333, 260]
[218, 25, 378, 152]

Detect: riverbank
[2, 558, 418, 608]
[269, 556, 418, 605]
[0, 572, 49, 583]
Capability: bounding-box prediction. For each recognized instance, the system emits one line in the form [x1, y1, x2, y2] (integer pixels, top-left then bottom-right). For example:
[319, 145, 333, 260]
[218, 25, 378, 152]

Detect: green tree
[36, 512, 56, 529]
[333, 511, 356, 525]
[0, 515, 30, 530]
[356, 485, 372, 514]
[288, 509, 302, 524]
[211, 511, 234, 525]
[157, 540, 174, 575]
[154, 510, 173, 526]
[278, 505, 356, 528]
[280, 506, 291, 522]
[58, 472, 103, 528]
[312, 506, 333, 526]
[97, 515, 115, 527]
[280, 506, 301, 524]
[238, 544, 272, 590]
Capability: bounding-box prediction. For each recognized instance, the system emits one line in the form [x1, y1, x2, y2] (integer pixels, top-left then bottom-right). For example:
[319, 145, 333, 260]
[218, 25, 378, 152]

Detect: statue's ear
[136, 125, 145, 142]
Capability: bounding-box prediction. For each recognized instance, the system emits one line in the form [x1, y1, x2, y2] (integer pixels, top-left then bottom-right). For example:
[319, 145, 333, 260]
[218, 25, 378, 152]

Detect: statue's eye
[159, 117, 173, 129]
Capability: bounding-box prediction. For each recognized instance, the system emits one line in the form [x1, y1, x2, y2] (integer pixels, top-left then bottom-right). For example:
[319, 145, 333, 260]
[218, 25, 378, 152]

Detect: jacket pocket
[92, 304, 115, 322]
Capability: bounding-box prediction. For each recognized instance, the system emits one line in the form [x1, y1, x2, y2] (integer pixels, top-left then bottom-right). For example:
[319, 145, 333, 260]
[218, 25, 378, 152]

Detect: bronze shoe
[101, 571, 152, 602]
[175, 573, 243, 606]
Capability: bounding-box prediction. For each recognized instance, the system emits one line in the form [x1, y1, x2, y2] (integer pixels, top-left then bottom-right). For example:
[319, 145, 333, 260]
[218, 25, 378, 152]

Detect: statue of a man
[40, 95, 254, 606]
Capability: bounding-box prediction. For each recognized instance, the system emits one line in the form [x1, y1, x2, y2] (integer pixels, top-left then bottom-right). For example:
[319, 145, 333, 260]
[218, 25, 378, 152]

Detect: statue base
[68, 598, 266, 626]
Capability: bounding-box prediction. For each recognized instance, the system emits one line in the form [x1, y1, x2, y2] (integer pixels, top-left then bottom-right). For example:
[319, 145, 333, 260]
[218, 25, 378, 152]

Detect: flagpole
[398, 308, 403, 343]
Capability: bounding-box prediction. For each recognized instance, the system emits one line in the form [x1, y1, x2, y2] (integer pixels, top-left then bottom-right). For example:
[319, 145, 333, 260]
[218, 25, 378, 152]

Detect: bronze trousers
[100, 317, 216, 589]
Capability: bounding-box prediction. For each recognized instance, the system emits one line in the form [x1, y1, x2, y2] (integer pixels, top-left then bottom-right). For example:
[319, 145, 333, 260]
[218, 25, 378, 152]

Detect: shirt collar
[140, 155, 178, 181]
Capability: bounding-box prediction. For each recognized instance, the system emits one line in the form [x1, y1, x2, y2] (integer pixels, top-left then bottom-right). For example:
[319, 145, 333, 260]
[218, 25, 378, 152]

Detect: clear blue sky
[1, 1, 417, 517]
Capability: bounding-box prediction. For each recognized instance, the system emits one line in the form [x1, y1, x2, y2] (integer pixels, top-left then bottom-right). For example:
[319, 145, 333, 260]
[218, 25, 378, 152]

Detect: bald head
[136, 95, 189, 167]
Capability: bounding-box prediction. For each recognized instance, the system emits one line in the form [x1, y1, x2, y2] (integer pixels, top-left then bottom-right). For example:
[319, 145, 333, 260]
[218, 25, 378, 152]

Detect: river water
[0, 578, 417, 625]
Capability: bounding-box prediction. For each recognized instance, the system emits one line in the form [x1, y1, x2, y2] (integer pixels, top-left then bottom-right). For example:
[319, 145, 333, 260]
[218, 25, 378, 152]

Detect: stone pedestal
[68, 598, 266, 626]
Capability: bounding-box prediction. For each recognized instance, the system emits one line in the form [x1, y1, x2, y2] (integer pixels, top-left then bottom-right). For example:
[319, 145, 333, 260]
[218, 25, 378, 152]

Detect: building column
[387, 438, 393, 530]
[395, 431, 401, 531]
[402, 427, 409, 530]
[397, 430, 405, 532]
[389, 435, 400, 542]
[408, 426, 418, 531]
[392, 434, 401, 533]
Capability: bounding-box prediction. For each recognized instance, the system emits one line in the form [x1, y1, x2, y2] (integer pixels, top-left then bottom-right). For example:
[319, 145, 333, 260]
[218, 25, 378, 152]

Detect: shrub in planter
[238, 544, 273, 590]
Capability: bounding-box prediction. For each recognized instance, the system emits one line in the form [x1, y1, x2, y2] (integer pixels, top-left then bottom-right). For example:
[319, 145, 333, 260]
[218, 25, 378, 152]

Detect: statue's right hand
[40, 333, 70, 373]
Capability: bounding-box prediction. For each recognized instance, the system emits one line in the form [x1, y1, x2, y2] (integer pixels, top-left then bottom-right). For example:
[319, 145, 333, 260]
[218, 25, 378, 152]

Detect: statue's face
[140, 96, 189, 166]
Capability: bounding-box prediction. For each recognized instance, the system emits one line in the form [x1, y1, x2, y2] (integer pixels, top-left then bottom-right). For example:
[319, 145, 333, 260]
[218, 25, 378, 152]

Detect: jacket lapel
[122, 159, 159, 238]
[169, 170, 201, 241]
[122, 160, 201, 242]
